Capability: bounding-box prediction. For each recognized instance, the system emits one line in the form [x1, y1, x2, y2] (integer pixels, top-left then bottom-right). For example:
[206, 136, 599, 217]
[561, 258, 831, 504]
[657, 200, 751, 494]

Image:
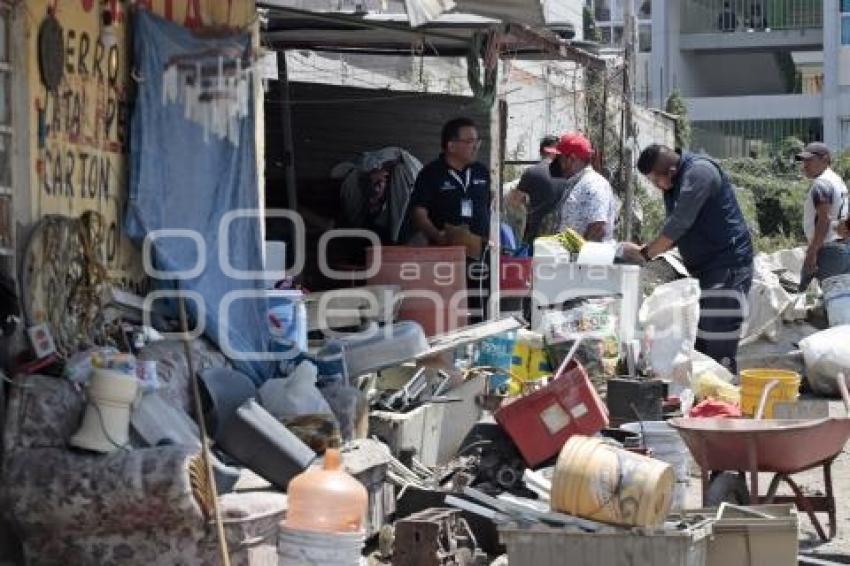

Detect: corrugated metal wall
[283, 81, 491, 181]
[264, 81, 492, 287]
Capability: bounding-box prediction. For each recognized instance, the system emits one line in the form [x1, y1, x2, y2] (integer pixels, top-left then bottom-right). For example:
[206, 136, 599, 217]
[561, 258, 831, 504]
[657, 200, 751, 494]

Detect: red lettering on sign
[108, 0, 124, 23]
[184, 0, 203, 28]
[163, 0, 174, 21]
[81, 0, 95, 12]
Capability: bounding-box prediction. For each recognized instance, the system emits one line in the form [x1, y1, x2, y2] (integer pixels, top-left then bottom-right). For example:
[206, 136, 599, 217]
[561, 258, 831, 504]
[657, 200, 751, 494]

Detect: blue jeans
[694, 264, 754, 374]
[817, 241, 850, 281]
[799, 241, 850, 291]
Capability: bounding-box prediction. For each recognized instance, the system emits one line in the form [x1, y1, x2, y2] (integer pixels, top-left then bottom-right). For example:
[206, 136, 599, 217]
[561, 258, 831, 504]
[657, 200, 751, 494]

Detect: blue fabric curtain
[126, 10, 273, 384]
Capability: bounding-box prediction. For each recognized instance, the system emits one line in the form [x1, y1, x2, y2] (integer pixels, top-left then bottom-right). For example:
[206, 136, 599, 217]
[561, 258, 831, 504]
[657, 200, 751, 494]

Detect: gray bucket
[822, 274, 850, 326]
[278, 526, 364, 566]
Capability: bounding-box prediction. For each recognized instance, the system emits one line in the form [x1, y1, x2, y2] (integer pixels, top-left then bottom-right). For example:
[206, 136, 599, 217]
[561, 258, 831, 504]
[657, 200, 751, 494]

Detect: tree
[665, 90, 691, 151]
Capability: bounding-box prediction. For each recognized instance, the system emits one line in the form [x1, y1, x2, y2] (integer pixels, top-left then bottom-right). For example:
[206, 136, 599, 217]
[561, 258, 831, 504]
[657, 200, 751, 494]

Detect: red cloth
[688, 399, 742, 418]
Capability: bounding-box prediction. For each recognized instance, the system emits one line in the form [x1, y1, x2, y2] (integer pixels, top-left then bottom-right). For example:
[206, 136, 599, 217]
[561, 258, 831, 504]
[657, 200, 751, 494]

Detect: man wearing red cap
[547, 132, 619, 242]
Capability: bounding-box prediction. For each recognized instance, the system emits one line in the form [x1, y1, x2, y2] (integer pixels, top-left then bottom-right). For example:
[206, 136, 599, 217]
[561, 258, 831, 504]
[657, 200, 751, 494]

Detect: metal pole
[544, 63, 551, 129]
[178, 296, 230, 566]
[623, 0, 636, 241]
[278, 50, 299, 216]
[488, 61, 505, 321]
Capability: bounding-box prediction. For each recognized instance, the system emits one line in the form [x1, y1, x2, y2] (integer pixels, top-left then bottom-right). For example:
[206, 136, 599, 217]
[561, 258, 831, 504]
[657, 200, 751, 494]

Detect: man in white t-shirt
[797, 141, 850, 289]
[548, 132, 620, 242]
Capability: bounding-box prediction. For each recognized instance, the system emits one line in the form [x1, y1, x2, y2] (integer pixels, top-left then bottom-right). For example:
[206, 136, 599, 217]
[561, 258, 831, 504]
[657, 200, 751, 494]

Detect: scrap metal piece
[392, 507, 487, 566]
[378, 367, 430, 412]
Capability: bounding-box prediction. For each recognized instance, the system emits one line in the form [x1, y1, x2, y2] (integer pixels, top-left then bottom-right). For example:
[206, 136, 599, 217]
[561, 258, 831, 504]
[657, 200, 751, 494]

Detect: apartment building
[586, 1, 847, 157]
[642, 0, 850, 157]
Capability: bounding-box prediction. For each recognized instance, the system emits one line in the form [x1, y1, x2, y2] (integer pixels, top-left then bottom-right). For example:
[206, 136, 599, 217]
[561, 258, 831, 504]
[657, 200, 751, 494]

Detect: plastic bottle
[284, 447, 368, 533]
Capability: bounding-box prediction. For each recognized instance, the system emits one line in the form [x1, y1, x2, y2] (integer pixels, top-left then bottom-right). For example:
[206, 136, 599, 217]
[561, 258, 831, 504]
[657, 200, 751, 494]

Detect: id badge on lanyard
[450, 169, 473, 219]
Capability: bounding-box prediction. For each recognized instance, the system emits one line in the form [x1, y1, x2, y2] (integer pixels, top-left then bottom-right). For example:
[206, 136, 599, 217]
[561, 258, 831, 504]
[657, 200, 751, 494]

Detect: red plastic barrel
[366, 246, 468, 336]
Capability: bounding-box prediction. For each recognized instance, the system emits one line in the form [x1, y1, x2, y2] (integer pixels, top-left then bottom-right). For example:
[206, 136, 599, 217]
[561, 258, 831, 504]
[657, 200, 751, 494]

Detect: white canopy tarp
[405, 0, 548, 26]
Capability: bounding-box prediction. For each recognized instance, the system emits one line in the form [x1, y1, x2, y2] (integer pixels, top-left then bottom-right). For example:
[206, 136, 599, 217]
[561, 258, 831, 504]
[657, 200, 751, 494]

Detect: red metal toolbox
[494, 360, 609, 467]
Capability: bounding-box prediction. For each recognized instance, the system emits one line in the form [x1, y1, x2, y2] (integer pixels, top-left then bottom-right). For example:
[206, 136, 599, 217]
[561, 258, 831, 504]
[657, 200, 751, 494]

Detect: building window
[639, 23, 652, 52]
[594, 0, 612, 22]
[842, 0, 850, 44]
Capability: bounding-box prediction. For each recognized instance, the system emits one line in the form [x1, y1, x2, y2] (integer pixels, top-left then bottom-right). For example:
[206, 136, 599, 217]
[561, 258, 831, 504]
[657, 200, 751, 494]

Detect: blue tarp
[126, 10, 274, 384]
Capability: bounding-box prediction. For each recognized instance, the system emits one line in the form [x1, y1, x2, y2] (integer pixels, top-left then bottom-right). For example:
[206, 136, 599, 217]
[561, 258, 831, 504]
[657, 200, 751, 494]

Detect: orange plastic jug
[284, 448, 368, 533]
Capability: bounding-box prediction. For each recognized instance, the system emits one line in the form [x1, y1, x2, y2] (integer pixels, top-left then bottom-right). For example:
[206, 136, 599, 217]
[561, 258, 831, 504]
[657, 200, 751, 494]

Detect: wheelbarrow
[669, 373, 850, 541]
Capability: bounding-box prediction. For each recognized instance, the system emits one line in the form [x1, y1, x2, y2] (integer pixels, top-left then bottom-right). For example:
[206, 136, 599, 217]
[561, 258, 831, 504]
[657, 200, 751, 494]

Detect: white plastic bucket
[70, 369, 139, 453]
[278, 526, 364, 566]
[822, 274, 850, 327]
[267, 290, 308, 352]
[621, 421, 690, 510]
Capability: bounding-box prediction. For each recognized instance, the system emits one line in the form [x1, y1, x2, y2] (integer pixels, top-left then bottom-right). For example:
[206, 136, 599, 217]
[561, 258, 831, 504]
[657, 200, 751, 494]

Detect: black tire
[705, 472, 750, 506]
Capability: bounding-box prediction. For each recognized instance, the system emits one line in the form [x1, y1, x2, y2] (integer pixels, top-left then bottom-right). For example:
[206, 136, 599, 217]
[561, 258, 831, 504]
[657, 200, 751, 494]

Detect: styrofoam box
[368, 372, 486, 467]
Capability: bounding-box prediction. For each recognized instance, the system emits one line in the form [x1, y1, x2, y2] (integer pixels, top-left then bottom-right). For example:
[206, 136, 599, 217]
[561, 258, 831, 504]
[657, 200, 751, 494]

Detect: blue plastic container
[267, 290, 308, 353]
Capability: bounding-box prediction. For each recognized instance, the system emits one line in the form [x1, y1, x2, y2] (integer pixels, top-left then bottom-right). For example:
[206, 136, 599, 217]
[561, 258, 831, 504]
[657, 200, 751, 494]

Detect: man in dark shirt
[408, 117, 491, 250]
[517, 135, 568, 243]
[408, 117, 492, 321]
[624, 144, 754, 373]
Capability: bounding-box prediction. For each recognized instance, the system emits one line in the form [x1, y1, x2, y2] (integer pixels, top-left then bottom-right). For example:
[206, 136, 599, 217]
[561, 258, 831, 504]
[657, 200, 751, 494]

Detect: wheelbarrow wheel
[705, 472, 750, 506]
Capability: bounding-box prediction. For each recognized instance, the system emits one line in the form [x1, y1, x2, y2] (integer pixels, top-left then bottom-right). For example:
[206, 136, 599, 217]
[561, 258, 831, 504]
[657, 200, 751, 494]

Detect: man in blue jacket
[623, 144, 754, 374]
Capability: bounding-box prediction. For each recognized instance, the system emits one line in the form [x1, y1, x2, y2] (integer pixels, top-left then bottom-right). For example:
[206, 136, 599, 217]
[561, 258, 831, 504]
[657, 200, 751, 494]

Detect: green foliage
[634, 156, 809, 253]
[584, 68, 622, 190]
[636, 183, 666, 243]
[721, 158, 809, 250]
[754, 232, 802, 254]
[665, 90, 691, 150]
[583, 6, 601, 42]
[772, 136, 805, 175]
[832, 149, 850, 181]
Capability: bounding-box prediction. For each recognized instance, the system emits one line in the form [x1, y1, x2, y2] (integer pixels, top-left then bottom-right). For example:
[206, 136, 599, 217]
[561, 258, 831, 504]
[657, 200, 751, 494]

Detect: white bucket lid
[266, 289, 304, 302]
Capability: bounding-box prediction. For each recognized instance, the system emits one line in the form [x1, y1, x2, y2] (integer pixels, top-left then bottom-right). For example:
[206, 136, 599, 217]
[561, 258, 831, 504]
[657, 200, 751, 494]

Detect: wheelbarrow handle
[838, 372, 850, 417]
[754, 379, 780, 420]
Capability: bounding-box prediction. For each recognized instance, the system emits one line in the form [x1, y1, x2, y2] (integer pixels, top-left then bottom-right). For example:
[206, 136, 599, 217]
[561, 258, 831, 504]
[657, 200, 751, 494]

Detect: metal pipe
[754, 378, 781, 420]
[178, 296, 230, 566]
[837, 372, 850, 417]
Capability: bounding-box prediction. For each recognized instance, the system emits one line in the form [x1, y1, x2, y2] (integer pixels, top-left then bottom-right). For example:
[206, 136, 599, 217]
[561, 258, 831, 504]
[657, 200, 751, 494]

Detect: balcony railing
[682, 0, 822, 34]
[692, 117, 822, 158]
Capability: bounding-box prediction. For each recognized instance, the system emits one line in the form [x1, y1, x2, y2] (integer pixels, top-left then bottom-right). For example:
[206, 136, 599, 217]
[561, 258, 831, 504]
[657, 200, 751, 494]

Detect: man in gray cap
[796, 142, 850, 290]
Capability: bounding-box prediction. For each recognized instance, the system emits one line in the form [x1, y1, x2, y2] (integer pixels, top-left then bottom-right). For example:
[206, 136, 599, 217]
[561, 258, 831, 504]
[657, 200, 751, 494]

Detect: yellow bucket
[551, 435, 674, 528]
[740, 368, 801, 418]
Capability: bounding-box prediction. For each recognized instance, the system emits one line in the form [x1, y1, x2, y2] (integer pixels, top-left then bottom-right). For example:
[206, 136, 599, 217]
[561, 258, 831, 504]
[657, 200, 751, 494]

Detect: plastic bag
[639, 278, 700, 380]
[259, 361, 335, 421]
[63, 347, 120, 384]
[799, 325, 850, 396]
[691, 350, 735, 384]
[692, 371, 741, 405]
[541, 298, 620, 384]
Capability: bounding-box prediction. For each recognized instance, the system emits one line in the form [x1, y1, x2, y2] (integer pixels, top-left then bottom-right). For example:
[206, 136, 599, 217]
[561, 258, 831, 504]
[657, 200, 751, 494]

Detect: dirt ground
[684, 397, 850, 564]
